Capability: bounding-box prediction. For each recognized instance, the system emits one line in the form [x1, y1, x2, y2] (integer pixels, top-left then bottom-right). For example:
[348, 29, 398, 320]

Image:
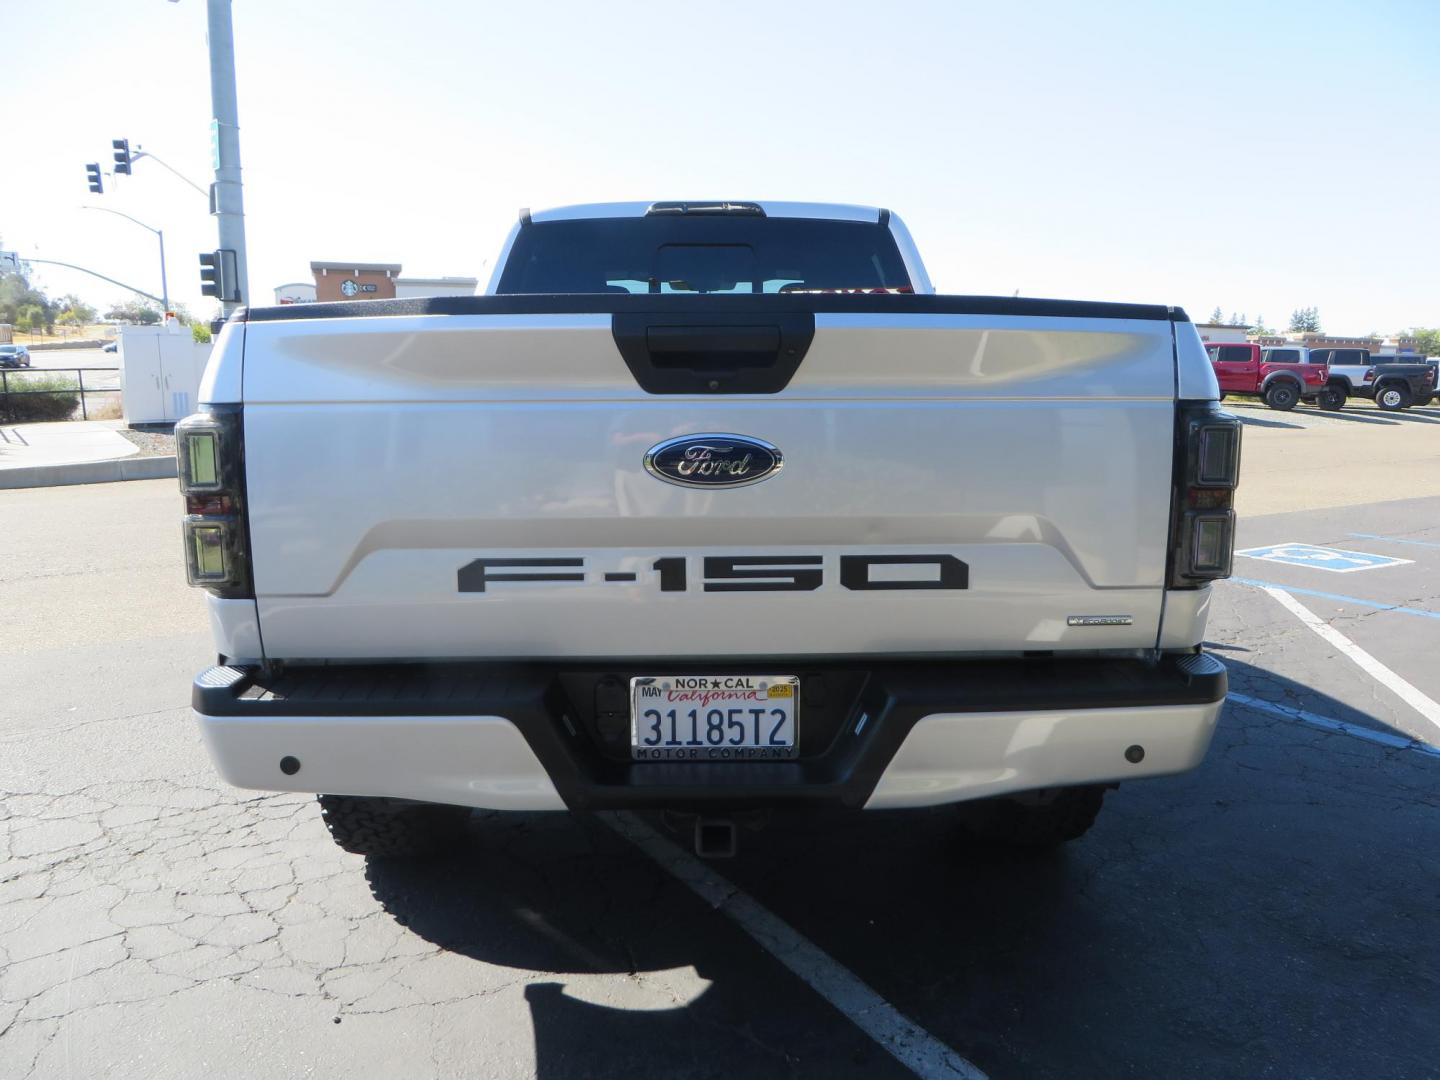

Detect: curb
[0, 455, 177, 490]
[27, 340, 108, 351]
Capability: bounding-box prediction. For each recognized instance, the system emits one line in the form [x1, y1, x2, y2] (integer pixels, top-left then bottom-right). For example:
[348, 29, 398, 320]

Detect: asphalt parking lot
[3, 413, 1439, 1079]
[24, 348, 115, 371]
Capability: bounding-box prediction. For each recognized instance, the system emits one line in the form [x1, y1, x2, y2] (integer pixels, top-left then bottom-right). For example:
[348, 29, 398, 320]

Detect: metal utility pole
[81, 206, 170, 314]
[207, 0, 248, 313]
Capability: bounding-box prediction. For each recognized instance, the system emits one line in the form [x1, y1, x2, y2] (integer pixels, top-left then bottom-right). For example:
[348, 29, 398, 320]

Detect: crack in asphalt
[0, 780, 766, 1079]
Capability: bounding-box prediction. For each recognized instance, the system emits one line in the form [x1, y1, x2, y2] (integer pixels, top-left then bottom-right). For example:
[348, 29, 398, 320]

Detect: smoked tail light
[176, 407, 252, 597]
[1169, 401, 1242, 587]
[1363, 368, 1376, 383]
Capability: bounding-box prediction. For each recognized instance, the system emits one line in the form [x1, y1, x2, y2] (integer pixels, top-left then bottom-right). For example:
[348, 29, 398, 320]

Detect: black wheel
[1263, 381, 1299, 411]
[1316, 385, 1347, 411]
[1374, 384, 1410, 411]
[317, 794, 470, 858]
[954, 785, 1107, 851]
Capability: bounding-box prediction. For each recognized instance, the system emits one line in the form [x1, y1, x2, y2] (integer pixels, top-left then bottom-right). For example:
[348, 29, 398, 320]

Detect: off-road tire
[1316, 385, 1347, 411]
[317, 795, 470, 858]
[1374, 384, 1410, 411]
[1263, 381, 1299, 411]
[954, 785, 1107, 850]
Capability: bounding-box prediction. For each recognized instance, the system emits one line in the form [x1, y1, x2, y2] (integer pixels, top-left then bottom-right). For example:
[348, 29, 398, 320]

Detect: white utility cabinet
[119, 324, 213, 425]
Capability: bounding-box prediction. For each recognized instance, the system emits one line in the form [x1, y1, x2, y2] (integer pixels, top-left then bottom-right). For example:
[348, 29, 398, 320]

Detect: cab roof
[527, 201, 885, 224]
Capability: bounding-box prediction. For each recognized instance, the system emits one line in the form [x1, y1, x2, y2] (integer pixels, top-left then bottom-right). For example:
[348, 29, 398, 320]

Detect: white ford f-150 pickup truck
[180, 200, 1238, 858]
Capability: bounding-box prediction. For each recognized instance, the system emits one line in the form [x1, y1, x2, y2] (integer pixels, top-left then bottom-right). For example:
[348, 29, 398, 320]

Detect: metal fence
[0, 367, 121, 423]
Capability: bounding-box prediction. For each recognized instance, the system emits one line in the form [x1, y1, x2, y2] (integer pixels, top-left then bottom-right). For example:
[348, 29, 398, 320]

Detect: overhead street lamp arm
[81, 205, 159, 236]
[130, 150, 209, 197]
[78, 206, 171, 314]
[23, 258, 166, 307]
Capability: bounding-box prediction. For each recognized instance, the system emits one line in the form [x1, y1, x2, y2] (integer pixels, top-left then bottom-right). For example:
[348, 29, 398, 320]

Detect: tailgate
[240, 303, 1179, 659]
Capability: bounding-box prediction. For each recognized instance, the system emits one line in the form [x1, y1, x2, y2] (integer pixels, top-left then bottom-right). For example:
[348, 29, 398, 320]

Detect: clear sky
[4, 0, 1436, 334]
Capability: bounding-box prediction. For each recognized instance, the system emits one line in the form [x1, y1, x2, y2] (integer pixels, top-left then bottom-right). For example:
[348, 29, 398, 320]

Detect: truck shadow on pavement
[1226, 406, 1399, 427]
[1232, 414, 1302, 430]
[1376, 409, 1440, 424]
[361, 658, 1439, 1080]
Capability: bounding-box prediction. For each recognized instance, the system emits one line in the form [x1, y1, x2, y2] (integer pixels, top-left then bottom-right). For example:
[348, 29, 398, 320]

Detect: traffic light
[199, 249, 238, 302]
[112, 138, 133, 175]
[199, 251, 222, 298]
[85, 163, 103, 194]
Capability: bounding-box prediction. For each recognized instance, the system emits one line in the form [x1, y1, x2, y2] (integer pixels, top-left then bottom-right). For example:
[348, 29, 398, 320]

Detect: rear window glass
[496, 216, 912, 295]
[1216, 345, 1252, 362]
[1265, 349, 1300, 363]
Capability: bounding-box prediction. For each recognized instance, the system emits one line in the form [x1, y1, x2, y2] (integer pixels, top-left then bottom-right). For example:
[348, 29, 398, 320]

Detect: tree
[1250, 314, 1274, 336]
[17, 305, 50, 334]
[105, 298, 162, 325]
[0, 270, 57, 330]
[1288, 307, 1321, 333]
[56, 294, 98, 327]
[1409, 327, 1440, 357]
[1209, 306, 1224, 323]
[1237, 313, 1247, 328]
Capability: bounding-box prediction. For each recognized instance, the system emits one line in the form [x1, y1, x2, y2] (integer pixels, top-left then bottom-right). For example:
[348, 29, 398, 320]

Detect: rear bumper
[193, 653, 1227, 812]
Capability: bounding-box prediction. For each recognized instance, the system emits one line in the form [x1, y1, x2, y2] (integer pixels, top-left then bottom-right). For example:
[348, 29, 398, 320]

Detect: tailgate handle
[645, 325, 781, 369]
[612, 312, 814, 394]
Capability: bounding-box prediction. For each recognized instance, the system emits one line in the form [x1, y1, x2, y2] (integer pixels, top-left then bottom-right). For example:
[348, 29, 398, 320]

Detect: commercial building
[310, 262, 402, 302]
[273, 282, 317, 305]
[1195, 323, 1250, 344]
[300, 264, 479, 303]
[1247, 331, 1424, 357]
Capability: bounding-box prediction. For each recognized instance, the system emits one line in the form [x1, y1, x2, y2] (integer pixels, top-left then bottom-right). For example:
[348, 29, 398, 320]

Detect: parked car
[0, 344, 31, 368]
[1209, 343, 1340, 410]
[182, 199, 1236, 861]
[1308, 348, 1436, 411]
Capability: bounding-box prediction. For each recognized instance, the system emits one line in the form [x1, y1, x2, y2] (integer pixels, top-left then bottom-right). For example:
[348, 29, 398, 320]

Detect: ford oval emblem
[643, 433, 783, 489]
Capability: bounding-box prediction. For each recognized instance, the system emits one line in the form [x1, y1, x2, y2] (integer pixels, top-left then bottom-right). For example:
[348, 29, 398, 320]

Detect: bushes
[0, 371, 80, 421]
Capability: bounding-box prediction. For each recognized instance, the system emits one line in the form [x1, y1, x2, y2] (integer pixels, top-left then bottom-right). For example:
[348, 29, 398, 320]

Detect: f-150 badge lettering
[457, 554, 968, 593]
[644, 433, 782, 488]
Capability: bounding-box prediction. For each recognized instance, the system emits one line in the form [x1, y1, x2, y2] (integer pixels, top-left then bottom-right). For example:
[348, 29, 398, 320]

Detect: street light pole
[79, 205, 170, 314]
[207, 0, 249, 313]
[156, 229, 169, 314]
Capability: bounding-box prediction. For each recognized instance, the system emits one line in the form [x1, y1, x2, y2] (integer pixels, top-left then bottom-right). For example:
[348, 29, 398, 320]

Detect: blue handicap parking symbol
[1236, 542, 1413, 573]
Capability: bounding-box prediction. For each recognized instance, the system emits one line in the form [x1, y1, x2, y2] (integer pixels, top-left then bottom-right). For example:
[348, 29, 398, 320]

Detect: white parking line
[1228, 691, 1440, 759]
[604, 811, 987, 1080]
[1261, 585, 1440, 747]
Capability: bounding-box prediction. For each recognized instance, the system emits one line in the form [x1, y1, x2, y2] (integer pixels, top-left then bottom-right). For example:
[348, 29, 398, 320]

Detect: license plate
[630, 675, 799, 761]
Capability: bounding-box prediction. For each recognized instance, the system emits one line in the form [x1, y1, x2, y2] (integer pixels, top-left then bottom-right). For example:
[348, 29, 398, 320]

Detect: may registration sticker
[630, 675, 799, 761]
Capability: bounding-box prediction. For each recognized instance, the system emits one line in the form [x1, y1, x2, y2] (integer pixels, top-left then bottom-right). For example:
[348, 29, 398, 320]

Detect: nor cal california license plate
[630, 675, 799, 761]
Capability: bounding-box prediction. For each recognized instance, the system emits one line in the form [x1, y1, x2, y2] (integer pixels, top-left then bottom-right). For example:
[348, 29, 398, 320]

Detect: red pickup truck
[1204, 343, 1344, 411]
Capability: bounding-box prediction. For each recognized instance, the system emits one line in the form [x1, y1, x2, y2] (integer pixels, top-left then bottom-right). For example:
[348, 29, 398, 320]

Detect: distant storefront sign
[339, 279, 379, 297]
